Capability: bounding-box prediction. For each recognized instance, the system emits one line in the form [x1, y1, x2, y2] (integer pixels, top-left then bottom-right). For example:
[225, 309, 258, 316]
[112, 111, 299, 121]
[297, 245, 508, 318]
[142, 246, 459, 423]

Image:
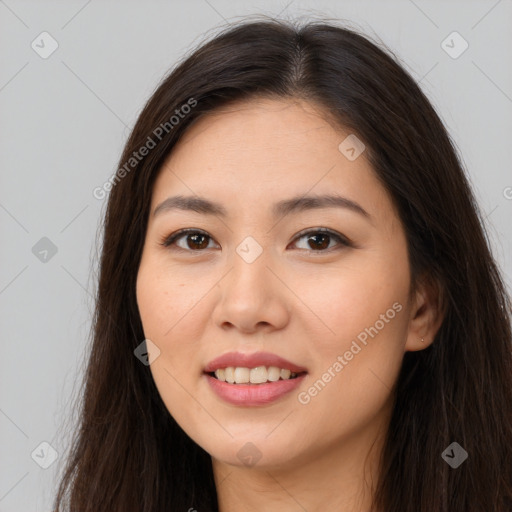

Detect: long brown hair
[53, 17, 512, 511]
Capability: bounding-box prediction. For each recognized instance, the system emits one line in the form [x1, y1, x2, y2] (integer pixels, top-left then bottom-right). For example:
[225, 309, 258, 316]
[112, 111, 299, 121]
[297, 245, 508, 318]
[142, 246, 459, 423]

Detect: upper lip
[204, 351, 308, 373]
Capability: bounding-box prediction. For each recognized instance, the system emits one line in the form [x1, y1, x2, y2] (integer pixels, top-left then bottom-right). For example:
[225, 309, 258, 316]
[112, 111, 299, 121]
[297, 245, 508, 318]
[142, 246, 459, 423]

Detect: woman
[53, 17, 512, 512]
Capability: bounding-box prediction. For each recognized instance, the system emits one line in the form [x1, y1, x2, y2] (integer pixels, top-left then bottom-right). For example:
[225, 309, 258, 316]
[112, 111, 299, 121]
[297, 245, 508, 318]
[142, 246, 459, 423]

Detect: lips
[204, 351, 307, 374]
[205, 372, 307, 406]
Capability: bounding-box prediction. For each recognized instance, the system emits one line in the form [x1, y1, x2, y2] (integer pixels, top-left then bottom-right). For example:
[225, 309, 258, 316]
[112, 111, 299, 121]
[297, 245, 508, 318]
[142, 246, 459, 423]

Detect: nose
[211, 243, 290, 335]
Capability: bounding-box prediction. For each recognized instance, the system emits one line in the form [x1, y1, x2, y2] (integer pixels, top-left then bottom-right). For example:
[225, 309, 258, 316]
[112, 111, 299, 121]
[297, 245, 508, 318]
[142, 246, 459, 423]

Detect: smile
[209, 366, 302, 384]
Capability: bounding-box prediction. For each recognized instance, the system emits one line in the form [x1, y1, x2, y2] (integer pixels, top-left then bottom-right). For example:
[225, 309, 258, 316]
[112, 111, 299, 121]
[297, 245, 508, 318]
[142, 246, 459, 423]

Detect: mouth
[204, 366, 308, 406]
[206, 366, 308, 385]
[204, 351, 308, 384]
[203, 351, 308, 405]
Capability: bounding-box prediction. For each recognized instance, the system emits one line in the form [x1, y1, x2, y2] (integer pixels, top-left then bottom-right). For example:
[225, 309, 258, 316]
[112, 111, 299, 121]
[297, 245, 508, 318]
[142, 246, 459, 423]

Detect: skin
[136, 97, 442, 512]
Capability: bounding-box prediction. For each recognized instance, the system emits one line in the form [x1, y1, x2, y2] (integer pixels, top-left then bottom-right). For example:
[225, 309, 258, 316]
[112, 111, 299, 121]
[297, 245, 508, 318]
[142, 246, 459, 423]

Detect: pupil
[189, 234, 208, 250]
[309, 234, 329, 250]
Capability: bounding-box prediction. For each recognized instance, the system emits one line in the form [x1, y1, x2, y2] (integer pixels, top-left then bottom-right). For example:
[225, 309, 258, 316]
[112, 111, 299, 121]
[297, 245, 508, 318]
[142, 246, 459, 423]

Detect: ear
[405, 273, 445, 352]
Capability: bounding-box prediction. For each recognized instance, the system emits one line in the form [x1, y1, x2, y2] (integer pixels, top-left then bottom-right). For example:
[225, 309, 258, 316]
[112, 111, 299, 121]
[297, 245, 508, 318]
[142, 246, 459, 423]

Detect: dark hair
[53, 17, 512, 512]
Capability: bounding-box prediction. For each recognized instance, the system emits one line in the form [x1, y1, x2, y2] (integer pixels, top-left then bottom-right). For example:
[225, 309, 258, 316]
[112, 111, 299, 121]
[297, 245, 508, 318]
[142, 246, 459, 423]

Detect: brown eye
[291, 228, 350, 252]
[184, 233, 210, 250]
[161, 229, 216, 251]
[305, 233, 330, 250]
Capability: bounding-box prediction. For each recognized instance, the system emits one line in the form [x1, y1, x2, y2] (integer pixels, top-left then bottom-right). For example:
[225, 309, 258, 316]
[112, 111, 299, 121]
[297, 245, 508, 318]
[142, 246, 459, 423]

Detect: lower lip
[205, 373, 306, 406]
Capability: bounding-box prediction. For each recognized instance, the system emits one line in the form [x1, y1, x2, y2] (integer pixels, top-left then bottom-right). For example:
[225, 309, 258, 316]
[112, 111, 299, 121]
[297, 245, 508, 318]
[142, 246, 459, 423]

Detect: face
[136, 97, 420, 471]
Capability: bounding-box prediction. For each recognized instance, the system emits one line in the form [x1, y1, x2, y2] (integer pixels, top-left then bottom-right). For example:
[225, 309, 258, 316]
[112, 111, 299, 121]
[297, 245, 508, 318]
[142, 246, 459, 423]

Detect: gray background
[1, 1, 511, 510]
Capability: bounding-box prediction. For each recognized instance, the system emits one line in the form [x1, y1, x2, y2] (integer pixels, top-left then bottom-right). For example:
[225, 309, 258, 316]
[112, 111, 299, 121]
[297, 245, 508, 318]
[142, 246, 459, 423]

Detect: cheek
[292, 254, 409, 412]
[292, 252, 410, 352]
[136, 257, 207, 390]
[136, 257, 204, 341]
[136, 262, 206, 434]
[294, 263, 408, 434]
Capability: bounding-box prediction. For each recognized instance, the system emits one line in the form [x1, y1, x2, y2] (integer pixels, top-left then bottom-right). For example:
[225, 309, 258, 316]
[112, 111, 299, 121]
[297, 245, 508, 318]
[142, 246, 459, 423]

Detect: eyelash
[159, 227, 352, 254]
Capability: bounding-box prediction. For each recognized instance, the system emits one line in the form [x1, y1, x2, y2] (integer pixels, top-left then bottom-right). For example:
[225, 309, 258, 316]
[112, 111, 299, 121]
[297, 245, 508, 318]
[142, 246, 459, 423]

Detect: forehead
[150, 97, 393, 222]
[174, 97, 343, 164]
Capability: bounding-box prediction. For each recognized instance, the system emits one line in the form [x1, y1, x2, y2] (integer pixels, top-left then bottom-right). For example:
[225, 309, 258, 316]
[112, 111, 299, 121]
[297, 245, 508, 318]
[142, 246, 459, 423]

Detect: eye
[160, 228, 217, 252]
[159, 227, 351, 253]
[290, 228, 351, 252]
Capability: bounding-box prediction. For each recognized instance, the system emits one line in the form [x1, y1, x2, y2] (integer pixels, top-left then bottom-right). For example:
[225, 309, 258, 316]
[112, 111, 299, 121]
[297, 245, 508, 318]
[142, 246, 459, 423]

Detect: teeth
[234, 367, 250, 383]
[224, 367, 235, 383]
[250, 366, 268, 384]
[267, 366, 281, 381]
[213, 366, 299, 384]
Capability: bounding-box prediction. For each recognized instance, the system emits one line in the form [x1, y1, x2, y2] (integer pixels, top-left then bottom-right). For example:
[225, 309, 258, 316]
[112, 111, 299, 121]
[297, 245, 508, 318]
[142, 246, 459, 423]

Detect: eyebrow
[152, 193, 371, 220]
